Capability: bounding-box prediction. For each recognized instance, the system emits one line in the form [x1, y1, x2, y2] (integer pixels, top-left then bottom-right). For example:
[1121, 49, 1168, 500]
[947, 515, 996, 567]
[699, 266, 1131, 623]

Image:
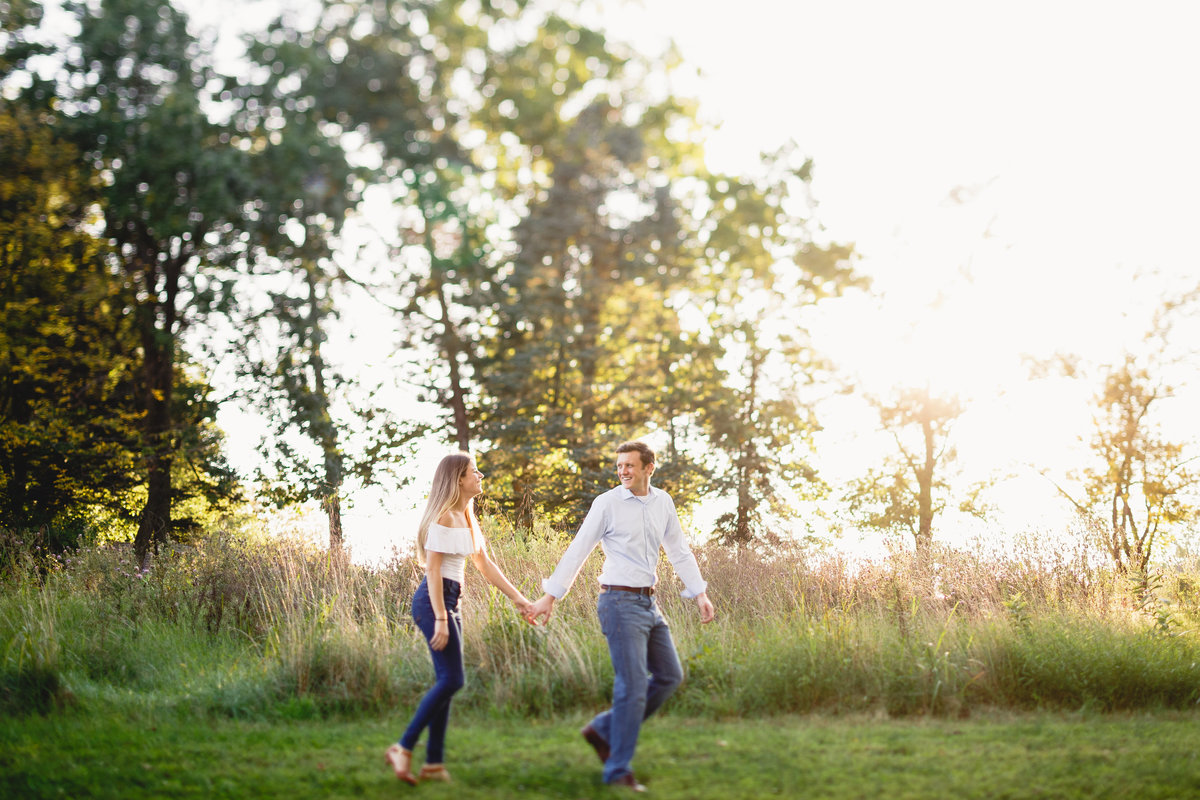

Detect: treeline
[2, 0, 1197, 571]
[1, 0, 862, 565]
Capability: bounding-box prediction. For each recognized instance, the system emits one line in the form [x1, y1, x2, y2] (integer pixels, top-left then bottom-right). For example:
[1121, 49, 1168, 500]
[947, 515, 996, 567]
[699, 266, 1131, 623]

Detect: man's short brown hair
[616, 440, 655, 466]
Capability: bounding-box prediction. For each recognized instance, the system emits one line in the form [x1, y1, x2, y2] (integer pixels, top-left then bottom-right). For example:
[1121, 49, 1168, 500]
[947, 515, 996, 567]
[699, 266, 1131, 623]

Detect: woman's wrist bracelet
[435, 617, 447, 621]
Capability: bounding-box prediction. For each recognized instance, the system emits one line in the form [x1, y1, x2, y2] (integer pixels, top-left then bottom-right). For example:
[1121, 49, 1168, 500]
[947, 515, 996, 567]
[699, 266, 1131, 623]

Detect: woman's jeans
[399, 577, 464, 764]
[589, 589, 684, 784]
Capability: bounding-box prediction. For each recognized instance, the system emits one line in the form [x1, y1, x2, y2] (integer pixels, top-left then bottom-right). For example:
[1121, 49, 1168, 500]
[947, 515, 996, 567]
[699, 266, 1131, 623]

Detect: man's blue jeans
[589, 590, 684, 784]
[399, 577, 464, 764]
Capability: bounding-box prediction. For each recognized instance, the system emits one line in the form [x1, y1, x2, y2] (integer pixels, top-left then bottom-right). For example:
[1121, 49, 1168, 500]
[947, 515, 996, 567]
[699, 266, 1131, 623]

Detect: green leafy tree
[237, 0, 634, 529]
[227, 0, 471, 547]
[0, 91, 238, 547]
[685, 148, 861, 546]
[38, 0, 262, 565]
[477, 99, 700, 529]
[0, 99, 143, 542]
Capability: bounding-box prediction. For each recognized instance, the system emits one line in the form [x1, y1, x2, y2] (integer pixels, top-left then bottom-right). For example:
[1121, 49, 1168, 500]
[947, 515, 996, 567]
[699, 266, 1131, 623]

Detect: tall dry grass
[2, 518, 1198, 719]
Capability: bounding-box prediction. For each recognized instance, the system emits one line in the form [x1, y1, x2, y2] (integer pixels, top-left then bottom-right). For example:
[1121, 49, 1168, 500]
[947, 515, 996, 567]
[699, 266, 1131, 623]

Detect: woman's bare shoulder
[435, 510, 469, 529]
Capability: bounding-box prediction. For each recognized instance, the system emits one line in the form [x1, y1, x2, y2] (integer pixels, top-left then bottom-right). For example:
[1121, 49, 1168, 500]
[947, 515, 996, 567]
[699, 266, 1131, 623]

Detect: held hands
[524, 593, 556, 626]
[695, 592, 716, 624]
[514, 596, 538, 625]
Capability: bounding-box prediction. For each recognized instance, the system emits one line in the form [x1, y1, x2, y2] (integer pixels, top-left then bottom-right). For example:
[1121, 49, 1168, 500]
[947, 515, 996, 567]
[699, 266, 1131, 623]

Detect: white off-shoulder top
[425, 523, 477, 584]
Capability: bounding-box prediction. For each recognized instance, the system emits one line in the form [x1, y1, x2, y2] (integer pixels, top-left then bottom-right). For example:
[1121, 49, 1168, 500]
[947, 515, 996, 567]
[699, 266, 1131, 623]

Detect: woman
[385, 452, 533, 784]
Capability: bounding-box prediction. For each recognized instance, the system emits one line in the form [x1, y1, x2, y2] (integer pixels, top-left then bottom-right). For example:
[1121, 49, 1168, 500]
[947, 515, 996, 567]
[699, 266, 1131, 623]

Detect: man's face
[615, 451, 654, 495]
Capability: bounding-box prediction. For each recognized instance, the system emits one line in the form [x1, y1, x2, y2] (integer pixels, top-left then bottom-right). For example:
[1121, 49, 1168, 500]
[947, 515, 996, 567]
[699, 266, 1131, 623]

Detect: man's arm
[524, 497, 609, 625]
[540, 497, 609, 598]
[660, 495, 708, 599]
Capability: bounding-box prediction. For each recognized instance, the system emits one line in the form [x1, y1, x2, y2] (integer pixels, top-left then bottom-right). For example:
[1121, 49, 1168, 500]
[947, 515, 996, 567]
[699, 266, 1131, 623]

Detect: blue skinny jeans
[398, 577, 464, 764]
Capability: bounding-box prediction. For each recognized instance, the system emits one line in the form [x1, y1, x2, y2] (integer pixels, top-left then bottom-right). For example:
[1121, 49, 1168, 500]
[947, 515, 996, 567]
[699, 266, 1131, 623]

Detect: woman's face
[459, 461, 484, 498]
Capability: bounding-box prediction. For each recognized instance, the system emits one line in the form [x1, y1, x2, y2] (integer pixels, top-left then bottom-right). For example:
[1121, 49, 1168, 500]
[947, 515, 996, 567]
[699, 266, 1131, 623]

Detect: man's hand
[695, 592, 715, 624]
[525, 593, 556, 625]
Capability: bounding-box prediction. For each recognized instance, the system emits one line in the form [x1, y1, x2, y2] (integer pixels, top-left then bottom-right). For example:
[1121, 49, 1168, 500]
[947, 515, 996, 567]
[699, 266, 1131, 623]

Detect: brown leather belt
[601, 584, 655, 596]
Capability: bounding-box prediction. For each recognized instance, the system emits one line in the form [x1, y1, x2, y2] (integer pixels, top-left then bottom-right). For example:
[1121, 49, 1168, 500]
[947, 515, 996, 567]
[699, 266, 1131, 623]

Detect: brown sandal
[419, 764, 452, 782]
[384, 744, 418, 785]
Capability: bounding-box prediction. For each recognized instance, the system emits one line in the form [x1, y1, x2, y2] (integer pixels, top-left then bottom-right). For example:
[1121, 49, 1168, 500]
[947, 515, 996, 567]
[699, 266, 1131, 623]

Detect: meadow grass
[3, 521, 1200, 797]
[2, 519, 1200, 720]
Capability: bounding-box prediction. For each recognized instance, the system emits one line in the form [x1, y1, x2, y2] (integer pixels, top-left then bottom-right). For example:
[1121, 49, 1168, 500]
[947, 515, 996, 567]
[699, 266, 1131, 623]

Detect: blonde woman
[385, 452, 533, 784]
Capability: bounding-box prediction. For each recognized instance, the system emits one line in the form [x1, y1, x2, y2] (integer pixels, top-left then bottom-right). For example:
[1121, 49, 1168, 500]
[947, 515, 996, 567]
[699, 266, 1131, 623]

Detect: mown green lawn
[3, 709, 1199, 799]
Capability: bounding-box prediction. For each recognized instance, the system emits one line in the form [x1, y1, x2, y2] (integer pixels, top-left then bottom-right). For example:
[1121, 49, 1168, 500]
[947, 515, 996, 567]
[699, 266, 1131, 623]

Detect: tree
[1084, 359, 1196, 572]
[286, 0, 626, 465]
[844, 387, 964, 557]
[684, 148, 861, 546]
[1035, 288, 1200, 573]
[41, 0, 262, 565]
[242, 0, 645, 529]
[0, 92, 239, 547]
[477, 99, 698, 529]
[0, 99, 143, 541]
[226, 0, 478, 547]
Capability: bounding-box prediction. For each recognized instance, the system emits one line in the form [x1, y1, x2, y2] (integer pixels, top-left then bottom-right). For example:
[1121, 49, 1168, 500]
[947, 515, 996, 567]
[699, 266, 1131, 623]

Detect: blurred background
[3, 0, 1198, 573]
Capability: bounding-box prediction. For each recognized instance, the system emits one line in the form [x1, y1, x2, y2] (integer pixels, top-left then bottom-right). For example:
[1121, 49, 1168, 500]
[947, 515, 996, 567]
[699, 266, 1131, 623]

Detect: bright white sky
[173, 0, 1200, 560]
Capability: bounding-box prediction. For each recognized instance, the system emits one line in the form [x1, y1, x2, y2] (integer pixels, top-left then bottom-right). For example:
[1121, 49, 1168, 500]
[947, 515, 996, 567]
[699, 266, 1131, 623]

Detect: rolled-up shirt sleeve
[542, 498, 609, 599]
[661, 496, 707, 599]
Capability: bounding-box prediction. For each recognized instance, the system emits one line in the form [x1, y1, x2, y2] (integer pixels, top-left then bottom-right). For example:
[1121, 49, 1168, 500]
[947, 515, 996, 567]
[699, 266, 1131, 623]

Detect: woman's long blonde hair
[416, 452, 482, 563]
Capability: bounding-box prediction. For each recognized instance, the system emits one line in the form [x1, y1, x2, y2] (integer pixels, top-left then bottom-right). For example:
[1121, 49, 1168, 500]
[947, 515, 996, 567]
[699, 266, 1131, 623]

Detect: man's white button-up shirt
[542, 485, 707, 599]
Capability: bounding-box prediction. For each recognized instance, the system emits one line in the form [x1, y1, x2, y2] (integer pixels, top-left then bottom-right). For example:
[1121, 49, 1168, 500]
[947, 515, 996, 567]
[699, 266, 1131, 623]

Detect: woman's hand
[514, 597, 536, 624]
[430, 619, 450, 651]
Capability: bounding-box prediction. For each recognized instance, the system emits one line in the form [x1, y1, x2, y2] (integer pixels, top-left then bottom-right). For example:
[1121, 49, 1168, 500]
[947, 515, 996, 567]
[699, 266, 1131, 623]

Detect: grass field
[3, 709, 1199, 799]
[3, 525, 1200, 798]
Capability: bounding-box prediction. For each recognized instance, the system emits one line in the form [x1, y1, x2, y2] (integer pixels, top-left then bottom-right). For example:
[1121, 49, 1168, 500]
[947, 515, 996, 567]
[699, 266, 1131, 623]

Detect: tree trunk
[730, 347, 764, 546]
[915, 418, 935, 558]
[433, 273, 471, 452]
[133, 258, 179, 568]
[577, 288, 601, 510]
[323, 491, 343, 551]
[321, 441, 344, 551]
[305, 265, 344, 552]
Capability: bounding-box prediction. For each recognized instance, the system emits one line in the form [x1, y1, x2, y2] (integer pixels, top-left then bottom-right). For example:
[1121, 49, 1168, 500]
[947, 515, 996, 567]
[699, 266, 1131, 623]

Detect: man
[526, 441, 716, 791]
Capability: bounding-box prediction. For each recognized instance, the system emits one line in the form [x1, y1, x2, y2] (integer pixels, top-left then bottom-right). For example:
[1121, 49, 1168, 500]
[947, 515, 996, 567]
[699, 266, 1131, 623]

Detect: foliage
[224, 0, 449, 548]
[0, 96, 241, 547]
[0, 100, 144, 536]
[4, 0, 271, 565]
[843, 387, 965, 555]
[692, 146, 861, 545]
[1041, 289, 1200, 572]
[5, 0, 866, 546]
[478, 98, 702, 527]
[1077, 357, 1198, 572]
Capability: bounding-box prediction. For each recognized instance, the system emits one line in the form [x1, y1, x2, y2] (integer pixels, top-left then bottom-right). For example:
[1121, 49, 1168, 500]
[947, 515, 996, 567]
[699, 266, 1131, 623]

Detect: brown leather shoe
[581, 724, 610, 763]
[419, 764, 452, 782]
[383, 744, 418, 785]
[608, 773, 646, 791]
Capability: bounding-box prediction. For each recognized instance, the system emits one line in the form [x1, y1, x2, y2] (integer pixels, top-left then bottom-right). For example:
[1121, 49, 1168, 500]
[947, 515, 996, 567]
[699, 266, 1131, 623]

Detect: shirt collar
[618, 485, 658, 502]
